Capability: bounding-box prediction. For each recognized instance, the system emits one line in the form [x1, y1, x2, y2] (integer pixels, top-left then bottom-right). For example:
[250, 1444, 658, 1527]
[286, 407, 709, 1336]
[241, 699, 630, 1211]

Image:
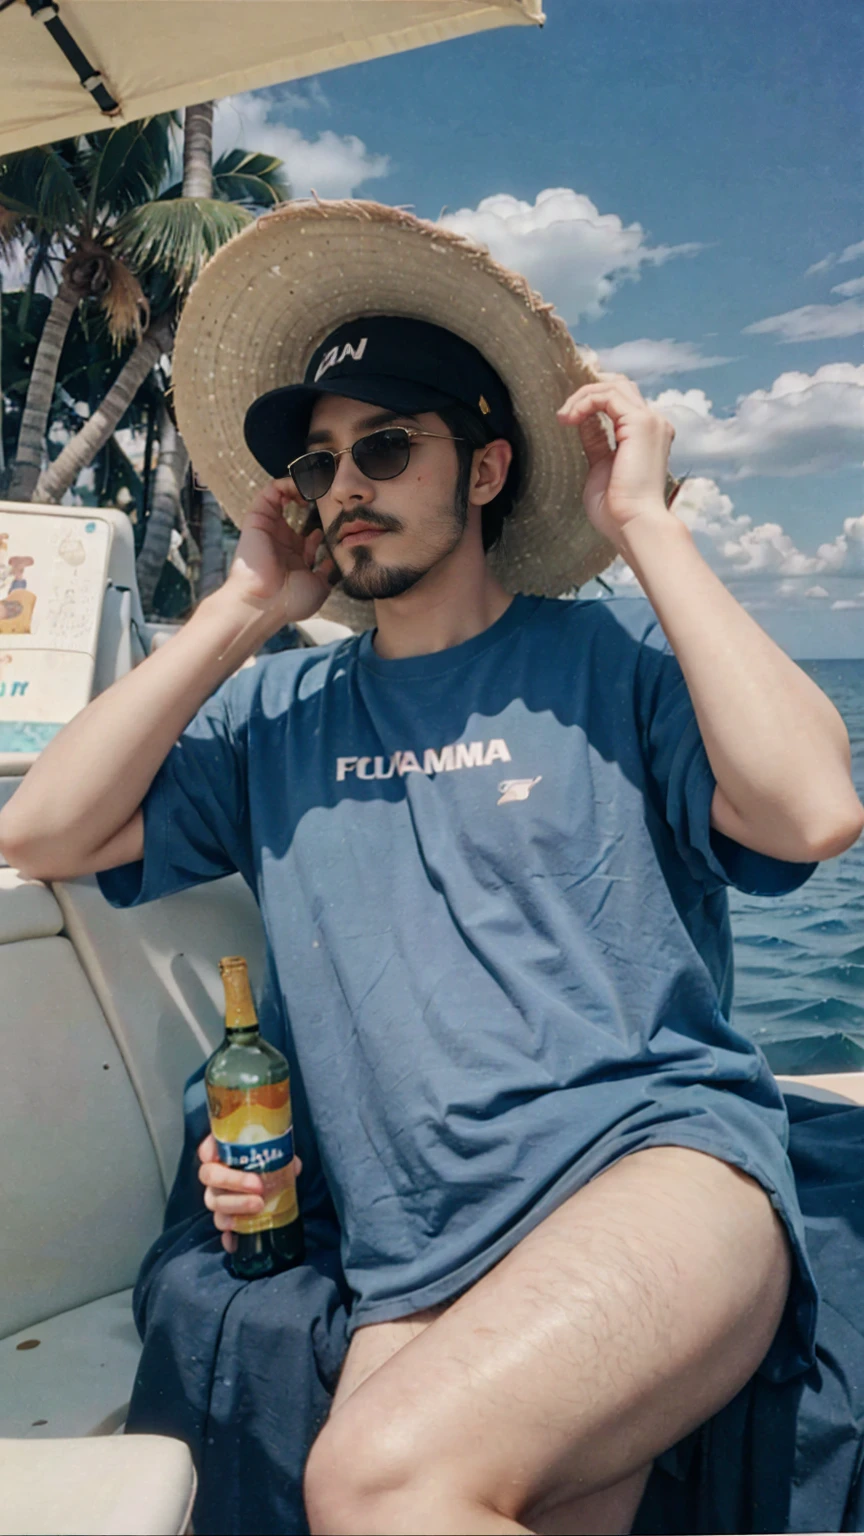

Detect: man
[2, 200, 862, 1536]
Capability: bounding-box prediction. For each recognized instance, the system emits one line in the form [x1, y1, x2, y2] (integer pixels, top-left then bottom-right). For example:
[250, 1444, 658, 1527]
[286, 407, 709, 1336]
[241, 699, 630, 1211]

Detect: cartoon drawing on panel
[0, 555, 37, 633]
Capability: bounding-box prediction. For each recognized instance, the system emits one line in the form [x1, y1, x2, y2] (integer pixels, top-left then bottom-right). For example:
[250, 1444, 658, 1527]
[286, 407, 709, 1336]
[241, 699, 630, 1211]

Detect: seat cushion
[53, 872, 266, 1189]
[0, 1433, 195, 1536]
[0, 935, 164, 1338]
[0, 868, 62, 943]
[0, 1291, 140, 1439]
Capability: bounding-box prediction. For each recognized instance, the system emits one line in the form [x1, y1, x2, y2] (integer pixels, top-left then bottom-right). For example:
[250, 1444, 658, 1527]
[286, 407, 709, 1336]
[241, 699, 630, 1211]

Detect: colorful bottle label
[207, 1079, 299, 1235]
[214, 1127, 294, 1173]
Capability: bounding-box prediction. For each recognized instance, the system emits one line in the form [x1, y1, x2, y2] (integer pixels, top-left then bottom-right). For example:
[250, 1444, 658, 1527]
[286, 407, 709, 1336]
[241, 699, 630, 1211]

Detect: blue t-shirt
[98, 594, 819, 1377]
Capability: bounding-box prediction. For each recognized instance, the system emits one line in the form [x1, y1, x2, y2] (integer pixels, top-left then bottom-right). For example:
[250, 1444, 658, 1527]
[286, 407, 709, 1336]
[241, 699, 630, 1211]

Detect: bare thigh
[332, 1305, 650, 1535]
[331, 1305, 451, 1414]
[310, 1147, 791, 1534]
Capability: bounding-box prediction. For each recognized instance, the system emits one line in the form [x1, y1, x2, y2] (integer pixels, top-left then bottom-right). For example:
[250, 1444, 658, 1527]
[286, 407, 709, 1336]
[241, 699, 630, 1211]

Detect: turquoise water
[729, 661, 864, 1073]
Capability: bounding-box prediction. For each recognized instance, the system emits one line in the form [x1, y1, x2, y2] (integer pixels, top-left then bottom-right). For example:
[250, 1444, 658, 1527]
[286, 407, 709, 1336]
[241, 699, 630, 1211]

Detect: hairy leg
[331, 1309, 649, 1534]
[305, 1147, 791, 1535]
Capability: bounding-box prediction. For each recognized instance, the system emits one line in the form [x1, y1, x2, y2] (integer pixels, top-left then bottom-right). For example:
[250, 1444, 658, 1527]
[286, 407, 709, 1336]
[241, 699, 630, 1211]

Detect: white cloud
[652, 363, 864, 480]
[831, 599, 864, 610]
[833, 275, 864, 298]
[594, 338, 733, 382]
[267, 79, 331, 115]
[815, 513, 864, 576]
[806, 240, 864, 276]
[743, 298, 864, 343]
[437, 188, 703, 324]
[214, 92, 390, 199]
[602, 482, 863, 594]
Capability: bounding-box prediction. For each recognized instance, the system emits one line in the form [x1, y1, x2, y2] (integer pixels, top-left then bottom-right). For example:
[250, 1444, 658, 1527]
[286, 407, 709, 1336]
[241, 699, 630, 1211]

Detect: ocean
[730, 660, 864, 1074]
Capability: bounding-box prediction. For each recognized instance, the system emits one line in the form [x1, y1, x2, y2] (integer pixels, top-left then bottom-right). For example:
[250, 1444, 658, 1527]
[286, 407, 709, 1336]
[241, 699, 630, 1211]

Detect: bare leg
[305, 1146, 791, 1535]
[331, 1309, 649, 1534]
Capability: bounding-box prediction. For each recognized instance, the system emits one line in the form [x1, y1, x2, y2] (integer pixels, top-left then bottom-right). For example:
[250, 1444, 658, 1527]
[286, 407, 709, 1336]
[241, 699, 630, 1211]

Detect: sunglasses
[286, 426, 463, 502]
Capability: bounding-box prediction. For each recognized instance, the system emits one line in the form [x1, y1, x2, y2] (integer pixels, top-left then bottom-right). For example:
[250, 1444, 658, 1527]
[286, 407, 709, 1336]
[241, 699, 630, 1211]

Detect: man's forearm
[618, 509, 864, 861]
[0, 589, 284, 874]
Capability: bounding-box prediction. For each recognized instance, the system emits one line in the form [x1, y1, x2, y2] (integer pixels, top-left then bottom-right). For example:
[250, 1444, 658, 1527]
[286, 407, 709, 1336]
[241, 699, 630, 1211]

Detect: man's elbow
[0, 811, 70, 882]
[0, 807, 32, 871]
[801, 796, 864, 862]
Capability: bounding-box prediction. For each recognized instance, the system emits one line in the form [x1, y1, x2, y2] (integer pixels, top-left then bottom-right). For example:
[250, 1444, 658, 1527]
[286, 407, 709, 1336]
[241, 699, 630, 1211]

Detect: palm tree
[124, 102, 288, 611]
[2, 106, 288, 611]
[1, 120, 176, 499]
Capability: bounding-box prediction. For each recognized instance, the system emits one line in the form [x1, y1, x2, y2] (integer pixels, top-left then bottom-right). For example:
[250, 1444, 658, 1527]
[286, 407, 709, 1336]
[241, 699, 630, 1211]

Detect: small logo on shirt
[497, 777, 542, 805]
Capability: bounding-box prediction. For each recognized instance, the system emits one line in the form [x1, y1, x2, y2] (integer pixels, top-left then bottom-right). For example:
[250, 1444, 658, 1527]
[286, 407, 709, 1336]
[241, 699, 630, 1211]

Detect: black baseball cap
[243, 315, 515, 479]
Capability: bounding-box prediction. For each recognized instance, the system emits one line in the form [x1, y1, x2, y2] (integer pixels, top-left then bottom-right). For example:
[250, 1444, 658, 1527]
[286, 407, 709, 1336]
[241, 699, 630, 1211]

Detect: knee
[304, 1404, 424, 1535]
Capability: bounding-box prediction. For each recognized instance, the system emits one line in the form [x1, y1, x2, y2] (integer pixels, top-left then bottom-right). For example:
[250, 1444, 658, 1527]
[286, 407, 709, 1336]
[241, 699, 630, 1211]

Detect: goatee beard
[331, 487, 470, 602]
[339, 551, 427, 601]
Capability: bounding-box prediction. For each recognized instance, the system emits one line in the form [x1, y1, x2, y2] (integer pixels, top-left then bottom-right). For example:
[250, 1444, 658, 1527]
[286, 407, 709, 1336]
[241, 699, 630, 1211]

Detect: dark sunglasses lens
[353, 429, 411, 481]
[291, 452, 335, 500]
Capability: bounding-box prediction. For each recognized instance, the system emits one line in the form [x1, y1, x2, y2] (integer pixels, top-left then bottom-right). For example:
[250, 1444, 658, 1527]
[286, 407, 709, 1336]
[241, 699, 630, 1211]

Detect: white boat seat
[0, 861, 267, 1454]
[0, 1291, 140, 1440]
[53, 871, 267, 1190]
[0, 866, 63, 942]
[0, 1433, 195, 1536]
[0, 929, 164, 1340]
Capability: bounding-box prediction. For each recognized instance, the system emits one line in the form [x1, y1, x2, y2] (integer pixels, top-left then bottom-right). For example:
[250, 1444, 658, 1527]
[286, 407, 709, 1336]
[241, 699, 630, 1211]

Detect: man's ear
[470, 439, 512, 506]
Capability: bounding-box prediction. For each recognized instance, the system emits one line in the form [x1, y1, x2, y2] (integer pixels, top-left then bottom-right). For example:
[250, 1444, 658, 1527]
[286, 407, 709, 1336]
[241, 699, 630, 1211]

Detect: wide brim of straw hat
[173, 198, 652, 631]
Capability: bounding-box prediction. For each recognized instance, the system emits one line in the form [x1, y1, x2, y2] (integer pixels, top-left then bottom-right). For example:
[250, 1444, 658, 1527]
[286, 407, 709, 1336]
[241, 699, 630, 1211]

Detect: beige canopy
[0, 0, 544, 156]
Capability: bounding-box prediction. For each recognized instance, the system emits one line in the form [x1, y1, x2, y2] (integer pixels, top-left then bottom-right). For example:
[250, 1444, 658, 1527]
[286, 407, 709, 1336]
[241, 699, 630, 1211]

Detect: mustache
[326, 508, 404, 546]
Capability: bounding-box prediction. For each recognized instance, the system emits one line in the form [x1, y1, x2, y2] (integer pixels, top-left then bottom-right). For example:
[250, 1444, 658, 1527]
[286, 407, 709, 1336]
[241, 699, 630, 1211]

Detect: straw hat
[172, 198, 663, 630]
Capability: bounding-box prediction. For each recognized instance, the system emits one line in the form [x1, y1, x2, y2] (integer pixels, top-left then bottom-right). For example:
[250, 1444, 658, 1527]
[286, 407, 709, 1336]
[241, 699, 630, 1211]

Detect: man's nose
[328, 449, 376, 508]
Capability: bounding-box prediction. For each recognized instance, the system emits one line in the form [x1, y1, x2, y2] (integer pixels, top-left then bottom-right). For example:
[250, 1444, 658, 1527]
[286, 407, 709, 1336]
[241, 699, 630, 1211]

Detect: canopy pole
[25, 0, 120, 116]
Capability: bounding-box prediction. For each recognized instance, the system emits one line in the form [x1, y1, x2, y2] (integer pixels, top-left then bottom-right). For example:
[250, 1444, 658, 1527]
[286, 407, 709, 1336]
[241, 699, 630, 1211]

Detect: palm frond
[0, 145, 84, 234]
[83, 115, 180, 222]
[211, 149, 291, 209]
[113, 197, 251, 295]
[99, 254, 150, 349]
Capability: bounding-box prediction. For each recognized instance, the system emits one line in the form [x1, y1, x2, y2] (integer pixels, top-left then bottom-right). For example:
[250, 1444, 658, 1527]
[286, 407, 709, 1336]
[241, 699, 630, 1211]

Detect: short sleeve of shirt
[635, 621, 817, 897]
[96, 679, 253, 909]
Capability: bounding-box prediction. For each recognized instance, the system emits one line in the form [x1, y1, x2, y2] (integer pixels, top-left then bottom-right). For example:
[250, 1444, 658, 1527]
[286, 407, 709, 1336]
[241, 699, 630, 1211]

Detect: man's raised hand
[557, 374, 677, 549]
[223, 478, 337, 625]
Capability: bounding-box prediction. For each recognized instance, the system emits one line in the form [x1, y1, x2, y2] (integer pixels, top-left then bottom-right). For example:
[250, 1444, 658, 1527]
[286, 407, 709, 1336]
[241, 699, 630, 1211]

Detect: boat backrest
[0, 864, 267, 1340]
[0, 867, 165, 1339]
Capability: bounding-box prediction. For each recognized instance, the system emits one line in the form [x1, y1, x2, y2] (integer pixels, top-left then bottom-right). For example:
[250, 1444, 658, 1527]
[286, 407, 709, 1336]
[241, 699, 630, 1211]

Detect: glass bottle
[205, 956, 305, 1280]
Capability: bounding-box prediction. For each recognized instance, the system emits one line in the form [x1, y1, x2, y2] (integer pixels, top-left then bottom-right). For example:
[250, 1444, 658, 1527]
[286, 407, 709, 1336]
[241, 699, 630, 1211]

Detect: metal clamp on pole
[26, 0, 120, 116]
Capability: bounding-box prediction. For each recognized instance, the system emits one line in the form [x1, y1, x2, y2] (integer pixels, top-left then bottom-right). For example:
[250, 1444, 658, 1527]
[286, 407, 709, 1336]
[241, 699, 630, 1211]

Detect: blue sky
[215, 0, 862, 655]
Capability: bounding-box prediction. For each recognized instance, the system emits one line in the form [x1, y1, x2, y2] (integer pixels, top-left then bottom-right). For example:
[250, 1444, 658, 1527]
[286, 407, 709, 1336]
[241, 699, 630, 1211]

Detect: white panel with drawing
[0, 513, 111, 754]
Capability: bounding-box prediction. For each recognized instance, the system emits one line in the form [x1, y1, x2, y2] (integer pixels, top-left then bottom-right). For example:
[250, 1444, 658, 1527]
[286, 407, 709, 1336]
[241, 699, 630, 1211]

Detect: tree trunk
[199, 487, 227, 598]
[183, 103, 214, 198]
[141, 395, 157, 523]
[8, 277, 79, 500]
[136, 404, 189, 614]
[34, 313, 174, 504]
